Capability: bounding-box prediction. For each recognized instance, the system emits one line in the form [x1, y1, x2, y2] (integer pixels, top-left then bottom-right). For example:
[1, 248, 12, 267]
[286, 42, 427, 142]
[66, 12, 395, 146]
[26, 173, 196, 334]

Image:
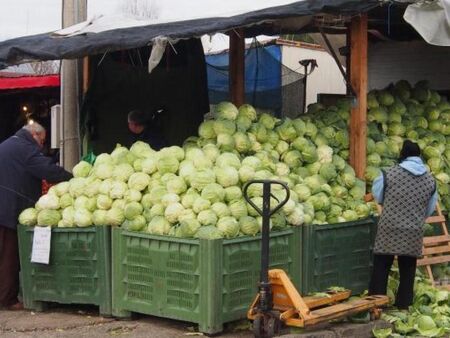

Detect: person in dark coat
[369, 140, 438, 309]
[127, 109, 167, 150]
[0, 121, 72, 310]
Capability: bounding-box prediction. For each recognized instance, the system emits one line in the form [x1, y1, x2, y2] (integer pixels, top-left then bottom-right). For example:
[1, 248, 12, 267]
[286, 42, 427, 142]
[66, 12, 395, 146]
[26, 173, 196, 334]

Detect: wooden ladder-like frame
[417, 204, 450, 290]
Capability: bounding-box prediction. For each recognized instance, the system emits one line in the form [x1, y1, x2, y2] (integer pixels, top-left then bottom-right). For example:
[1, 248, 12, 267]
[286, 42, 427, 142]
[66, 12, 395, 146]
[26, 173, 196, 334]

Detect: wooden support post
[229, 28, 245, 107]
[82, 56, 89, 95]
[349, 14, 368, 179]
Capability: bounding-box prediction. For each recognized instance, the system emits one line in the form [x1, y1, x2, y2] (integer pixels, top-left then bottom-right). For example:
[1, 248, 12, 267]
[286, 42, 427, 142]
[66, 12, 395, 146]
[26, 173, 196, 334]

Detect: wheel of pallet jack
[252, 315, 264, 338]
[265, 316, 279, 338]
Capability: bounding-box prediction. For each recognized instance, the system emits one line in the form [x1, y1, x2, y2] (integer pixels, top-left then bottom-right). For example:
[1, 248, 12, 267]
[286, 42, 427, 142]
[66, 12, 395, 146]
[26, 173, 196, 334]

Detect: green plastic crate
[17, 224, 112, 316]
[300, 218, 375, 295]
[112, 226, 301, 334]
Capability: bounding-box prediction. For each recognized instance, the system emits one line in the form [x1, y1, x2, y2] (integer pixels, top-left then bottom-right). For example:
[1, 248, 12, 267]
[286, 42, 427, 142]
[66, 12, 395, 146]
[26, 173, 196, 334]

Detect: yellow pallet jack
[243, 180, 389, 338]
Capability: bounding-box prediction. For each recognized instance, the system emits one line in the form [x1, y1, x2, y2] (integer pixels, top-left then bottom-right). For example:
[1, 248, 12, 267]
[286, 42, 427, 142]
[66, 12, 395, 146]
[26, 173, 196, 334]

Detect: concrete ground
[0, 305, 392, 338]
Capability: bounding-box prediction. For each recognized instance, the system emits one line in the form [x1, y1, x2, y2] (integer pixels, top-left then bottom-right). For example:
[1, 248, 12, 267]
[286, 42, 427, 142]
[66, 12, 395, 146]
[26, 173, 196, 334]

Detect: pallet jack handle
[243, 180, 290, 311]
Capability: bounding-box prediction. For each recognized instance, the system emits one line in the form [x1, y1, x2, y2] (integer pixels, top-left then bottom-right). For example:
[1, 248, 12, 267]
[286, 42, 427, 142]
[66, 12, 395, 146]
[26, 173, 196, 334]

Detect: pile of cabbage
[377, 269, 450, 337]
[18, 101, 369, 238]
[306, 80, 450, 213]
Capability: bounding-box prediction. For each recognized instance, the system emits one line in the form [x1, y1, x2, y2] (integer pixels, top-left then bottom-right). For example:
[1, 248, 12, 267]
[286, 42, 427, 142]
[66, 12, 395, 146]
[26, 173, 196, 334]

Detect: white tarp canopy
[0, 0, 380, 69]
[404, 0, 450, 46]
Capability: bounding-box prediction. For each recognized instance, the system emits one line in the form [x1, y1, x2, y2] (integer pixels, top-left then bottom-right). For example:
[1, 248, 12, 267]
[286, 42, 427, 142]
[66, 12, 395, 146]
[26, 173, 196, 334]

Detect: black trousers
[0, 226, 20, 307]
[368, 254, 417, 309]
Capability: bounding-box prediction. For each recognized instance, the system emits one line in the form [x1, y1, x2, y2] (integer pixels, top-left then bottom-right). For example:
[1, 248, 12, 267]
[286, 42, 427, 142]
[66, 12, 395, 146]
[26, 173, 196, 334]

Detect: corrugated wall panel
[368, 41, 450, 90]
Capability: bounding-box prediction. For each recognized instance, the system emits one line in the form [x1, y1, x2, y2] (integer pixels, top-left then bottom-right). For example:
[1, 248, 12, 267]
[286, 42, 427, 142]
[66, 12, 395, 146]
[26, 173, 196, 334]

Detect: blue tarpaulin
[206, 44, 282, 114]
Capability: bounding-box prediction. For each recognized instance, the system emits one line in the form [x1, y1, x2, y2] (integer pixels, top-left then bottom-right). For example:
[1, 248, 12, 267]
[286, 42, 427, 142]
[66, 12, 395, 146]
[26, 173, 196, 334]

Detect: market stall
[3, 0, 450, 336]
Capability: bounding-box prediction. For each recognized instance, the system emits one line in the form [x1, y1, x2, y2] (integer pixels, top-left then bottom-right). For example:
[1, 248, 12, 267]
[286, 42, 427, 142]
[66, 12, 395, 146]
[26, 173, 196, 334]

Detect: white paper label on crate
[31, 226, 52, 264]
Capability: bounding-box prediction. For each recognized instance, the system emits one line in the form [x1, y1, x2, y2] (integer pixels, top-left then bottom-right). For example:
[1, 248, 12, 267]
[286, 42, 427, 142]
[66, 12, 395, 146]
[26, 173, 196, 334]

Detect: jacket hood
[399, 156, 428, 176]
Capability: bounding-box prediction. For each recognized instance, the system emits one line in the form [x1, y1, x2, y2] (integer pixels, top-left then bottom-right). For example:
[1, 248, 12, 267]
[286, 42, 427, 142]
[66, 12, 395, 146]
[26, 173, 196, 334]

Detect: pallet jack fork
[244, 180, 389, 338]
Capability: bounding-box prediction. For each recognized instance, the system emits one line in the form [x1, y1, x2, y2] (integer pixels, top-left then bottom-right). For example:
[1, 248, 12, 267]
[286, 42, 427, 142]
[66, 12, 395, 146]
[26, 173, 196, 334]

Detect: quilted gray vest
[373, 165, 436, 257]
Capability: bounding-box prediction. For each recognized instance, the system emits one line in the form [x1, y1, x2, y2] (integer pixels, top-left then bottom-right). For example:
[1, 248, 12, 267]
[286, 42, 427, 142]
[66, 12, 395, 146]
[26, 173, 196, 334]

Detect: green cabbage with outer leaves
[177, 219, 201, 238]
[73, 161, 92, 178]
[147, 216, 171, 235]
[233, 132, 251, 153]
[91, 210, 107, 226]
[74, 208, 92, 227]
[239, 216, 259, 235]
[236, 114, 252, 132]
[130, 141, 153, 158]
[294, 184, 312, 202]
[166, 176, 187, 194]
[259, 113, 276, 129]
[125, 189, 142, 202]
[94, 153, 113, 167]
[128, 172, 150, 191]
[317, 145, 333, 164]
[113, 163, 135, 181]
[197, 210, 218, 226]
[124, 202, 143, 220]
[178, 209, 196, 222]
[215, 166, 239, 187]
[217, 134, 235, 151]
[229, 199, 248, 218]
[216, 152, 241, 169]
[213, 119, 236, 135]
[190, 169, 216, 190]
[161, 146, 185, 161]
[164, 203, 185, 224]
[203, 144, 220, 162]
[122, 215, 147, 231]
[19, 208, 38, 226]
[96, 194, 113, 210]
[201, 183, 225, 203]
[276, 119, 297, 142]
[110, 181, 128, 199]
[224, 186, 242, 202]
[319, 163, 337, 181]
[161, 193, 180, 207]
[238, 104, 257, 121]
[211, 202, 231, 218]
[54, 182, 70, 196]
[215, 101, 239, 120]
[141, 158, 157, 175]
[193, 197, 211, 213]
[239, 166, 255, 183]
[37, 209, 61, 227]
[198, 120, 216, 139]
[195, 226, 223, 239]
[36, 194, 60, 210]
[157, 156, 179, 174]
[84, 178, 101, 197]
[181, 190, 200, 209]
[106, 208, 125, 226]
[216, 216, 240, 238]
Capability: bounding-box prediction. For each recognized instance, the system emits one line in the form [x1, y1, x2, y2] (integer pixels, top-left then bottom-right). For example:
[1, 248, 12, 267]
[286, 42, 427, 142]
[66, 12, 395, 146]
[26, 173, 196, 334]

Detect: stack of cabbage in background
[306, 80, 450, 212]
[19, 101, 370, 238]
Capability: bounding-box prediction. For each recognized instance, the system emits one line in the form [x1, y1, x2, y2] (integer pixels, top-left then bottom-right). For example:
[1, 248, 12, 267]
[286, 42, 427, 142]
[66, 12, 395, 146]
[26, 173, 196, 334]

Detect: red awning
[0, 75, 60, 90]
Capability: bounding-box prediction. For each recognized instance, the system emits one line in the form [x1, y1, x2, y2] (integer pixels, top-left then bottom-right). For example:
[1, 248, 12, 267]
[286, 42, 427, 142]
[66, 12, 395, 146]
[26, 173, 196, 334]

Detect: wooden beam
[229, 28, 245, 107]
[82, 56, 89, 95]
[349, 14, 368, 178]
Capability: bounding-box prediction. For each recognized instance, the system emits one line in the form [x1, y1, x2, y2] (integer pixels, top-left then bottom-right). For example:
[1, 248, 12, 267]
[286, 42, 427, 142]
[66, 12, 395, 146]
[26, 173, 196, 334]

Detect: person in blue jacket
[0, 121, 72, 310]
[369, 140, 438, 309]
[127, 109, 167, 151]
